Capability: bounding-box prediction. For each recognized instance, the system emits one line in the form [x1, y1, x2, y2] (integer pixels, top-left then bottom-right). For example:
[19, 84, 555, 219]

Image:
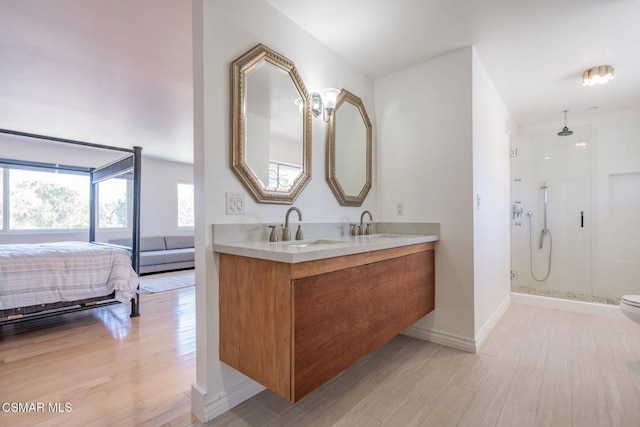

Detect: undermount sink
[358, 234, 404, 239]
[275, 239, 345, 248]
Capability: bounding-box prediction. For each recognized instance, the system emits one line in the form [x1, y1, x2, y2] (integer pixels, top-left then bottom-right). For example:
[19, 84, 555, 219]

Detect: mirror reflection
[231, 44, 311, 204]
[334, 101, 367, 195]
[326, 89, 372, 206]
[245, 62, 303, 192]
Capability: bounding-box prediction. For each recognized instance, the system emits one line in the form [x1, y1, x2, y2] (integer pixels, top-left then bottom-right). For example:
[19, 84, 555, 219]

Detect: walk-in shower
[511, 118, 640, 305]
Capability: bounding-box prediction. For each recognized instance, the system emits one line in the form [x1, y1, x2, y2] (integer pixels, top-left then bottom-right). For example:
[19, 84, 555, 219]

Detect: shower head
[558, 126, 573, 136]
[558, 110, 573, 136]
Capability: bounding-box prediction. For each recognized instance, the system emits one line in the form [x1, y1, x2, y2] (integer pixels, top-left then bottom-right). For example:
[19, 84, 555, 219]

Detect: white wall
[140, 157, 194, 237]
[471, 50, 512, 342]
[197, 1, 376, 227]
[375, 48, 476, 344]
[375, 47, 512, 350]
[192, 0, 375, 421]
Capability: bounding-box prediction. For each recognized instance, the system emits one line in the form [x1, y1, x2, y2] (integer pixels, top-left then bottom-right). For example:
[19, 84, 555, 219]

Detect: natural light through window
[98, 178, 128, 228]
[268, 162, 302, 192]
[9, 169, 89, 230]
[177, 183, 194, 228]
[0, 168, 4, 231]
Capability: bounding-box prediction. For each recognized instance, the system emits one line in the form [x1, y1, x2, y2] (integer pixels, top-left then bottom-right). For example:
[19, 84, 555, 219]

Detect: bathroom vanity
[216, 234, 437, 402]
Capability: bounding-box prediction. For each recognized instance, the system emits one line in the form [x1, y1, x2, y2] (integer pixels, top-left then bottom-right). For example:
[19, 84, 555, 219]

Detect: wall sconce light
[582, 65, 614, 86]
[311, 88, 341, 122]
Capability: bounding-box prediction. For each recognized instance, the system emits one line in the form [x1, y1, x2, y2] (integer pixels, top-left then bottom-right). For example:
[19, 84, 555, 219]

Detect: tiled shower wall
[511, 108, 640, 303]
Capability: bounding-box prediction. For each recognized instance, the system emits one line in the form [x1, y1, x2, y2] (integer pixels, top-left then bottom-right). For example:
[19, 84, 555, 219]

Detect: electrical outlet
[396, 203, 404, 216]
[226, 192, 245, 215]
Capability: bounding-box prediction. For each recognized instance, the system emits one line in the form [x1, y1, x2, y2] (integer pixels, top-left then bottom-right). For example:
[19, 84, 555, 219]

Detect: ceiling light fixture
[582, 65, 614, 86]
[311, 88, 341, 122]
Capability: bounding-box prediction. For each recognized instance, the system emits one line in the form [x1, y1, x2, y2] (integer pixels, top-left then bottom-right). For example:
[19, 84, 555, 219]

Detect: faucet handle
[365, 223, 372, 235]
[268, 225, 279, 242]
[295, 225, 304, 241]
[282, 224, 291, 241]
[349, 223, 357, 236]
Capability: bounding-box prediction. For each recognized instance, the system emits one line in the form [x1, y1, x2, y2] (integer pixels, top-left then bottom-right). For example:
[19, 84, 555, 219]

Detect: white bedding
[0, 241, 139, 311]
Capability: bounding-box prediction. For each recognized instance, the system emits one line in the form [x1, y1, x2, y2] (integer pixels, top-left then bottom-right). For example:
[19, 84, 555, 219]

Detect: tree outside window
[0, 168, 3, 230]
[1, 167, 129, 232]
[0, 168, 4, 231]
[10, 169, 89, 229]
[98, 178, 128, 228]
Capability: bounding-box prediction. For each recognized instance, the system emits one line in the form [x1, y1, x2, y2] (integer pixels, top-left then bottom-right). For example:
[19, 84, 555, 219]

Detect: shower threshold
[513, 286, 620, 306]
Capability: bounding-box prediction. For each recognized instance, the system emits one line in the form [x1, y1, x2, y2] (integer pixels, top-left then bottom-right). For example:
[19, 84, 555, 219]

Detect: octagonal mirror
[326, 89, 372, 206]
[231, 44, 311, 204]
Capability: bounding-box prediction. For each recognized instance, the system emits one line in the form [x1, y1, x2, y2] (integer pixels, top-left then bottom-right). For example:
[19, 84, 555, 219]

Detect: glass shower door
[511, 126, 594, 301]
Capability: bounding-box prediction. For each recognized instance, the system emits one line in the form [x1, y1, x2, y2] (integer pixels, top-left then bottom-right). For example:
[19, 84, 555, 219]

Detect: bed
[0, 129, 143, 323]
[0, 242, 139, 320]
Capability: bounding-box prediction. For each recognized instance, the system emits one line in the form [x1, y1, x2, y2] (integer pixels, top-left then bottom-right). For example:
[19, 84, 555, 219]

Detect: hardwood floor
[3, 289, 640, 427]
[0, 286, 197, 427]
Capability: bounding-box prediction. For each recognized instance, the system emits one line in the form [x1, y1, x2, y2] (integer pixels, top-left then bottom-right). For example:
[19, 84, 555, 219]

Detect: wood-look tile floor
[3, 289, 640, 427]
[199, 304, 640, 427]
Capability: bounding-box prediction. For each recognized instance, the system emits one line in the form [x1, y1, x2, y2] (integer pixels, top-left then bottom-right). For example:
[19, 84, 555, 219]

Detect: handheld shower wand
[528, 182, 553, 282]
[539, 182, 549, 249]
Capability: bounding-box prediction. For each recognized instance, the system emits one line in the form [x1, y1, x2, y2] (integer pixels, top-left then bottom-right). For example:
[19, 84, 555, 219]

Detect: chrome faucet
[359, 210, 373, 235]
[282, 207, 303, 241]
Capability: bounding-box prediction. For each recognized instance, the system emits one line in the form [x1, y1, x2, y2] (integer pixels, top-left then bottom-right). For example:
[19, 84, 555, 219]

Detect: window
[0, 165, 131, 233]
[177, 183, 194, 228]
[98, 178, 128, 228]
[268, 162, 302, 192]
[9, 168, 89, 230]
[0, 168, 3, 231]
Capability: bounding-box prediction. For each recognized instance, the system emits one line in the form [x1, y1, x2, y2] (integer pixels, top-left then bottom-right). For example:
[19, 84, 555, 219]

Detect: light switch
[226, 192, 245, 215]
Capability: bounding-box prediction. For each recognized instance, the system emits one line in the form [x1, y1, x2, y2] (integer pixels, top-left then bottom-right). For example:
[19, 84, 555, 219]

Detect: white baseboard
[402, 325, 477, 353]
[475, 295, 511, 351]
[403, 295, 511, 354]
[191, 379, 265, 423]
[511, 292, 625, 319]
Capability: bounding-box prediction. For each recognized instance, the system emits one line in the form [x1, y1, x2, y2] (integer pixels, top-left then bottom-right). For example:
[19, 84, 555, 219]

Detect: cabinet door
[293, 266, 363, 401]
[219, 254, 292, 400]
[364, 256, 408, 353]
[405, 249, 435, 325]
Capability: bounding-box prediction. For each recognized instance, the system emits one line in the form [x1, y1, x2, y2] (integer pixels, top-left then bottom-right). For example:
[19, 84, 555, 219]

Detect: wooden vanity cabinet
[219, 242, 435, 402]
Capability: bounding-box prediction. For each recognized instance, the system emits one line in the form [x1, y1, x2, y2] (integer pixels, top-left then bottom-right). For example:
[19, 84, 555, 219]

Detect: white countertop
[213, 233, 439, 263]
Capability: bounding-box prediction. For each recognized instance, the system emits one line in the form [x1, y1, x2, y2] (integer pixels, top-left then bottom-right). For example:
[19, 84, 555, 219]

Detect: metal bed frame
[0, 128, 142, 323]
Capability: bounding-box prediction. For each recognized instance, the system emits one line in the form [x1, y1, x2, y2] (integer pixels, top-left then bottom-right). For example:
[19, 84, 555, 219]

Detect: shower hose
[528, 214, 552, 282]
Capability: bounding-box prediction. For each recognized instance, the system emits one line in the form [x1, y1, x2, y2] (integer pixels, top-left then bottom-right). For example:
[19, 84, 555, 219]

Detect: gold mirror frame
[326, 89, 372, 206]
[231, 44, 312, 204]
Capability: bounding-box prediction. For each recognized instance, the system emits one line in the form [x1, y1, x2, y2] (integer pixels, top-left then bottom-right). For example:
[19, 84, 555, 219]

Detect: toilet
[620, 295, 640, 325]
